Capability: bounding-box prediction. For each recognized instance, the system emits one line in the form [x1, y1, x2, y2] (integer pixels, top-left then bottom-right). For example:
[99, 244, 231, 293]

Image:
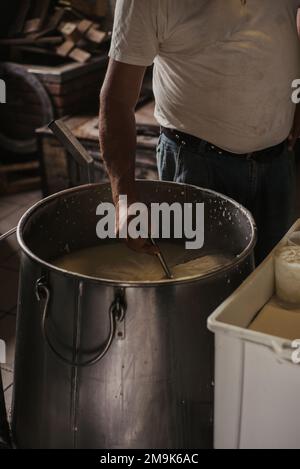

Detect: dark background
[0, 1, 21, 38]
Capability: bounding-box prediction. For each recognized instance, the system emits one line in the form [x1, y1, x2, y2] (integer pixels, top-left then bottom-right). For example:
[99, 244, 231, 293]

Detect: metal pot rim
[17, 181, 257, 287]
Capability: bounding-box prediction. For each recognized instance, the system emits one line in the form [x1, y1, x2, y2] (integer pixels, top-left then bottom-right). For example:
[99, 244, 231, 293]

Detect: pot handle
[0, 227, 17, 243]
[36, 279, 126, 368]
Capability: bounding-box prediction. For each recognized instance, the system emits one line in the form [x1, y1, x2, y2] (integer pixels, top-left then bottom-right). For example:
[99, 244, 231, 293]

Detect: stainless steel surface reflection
[12, 181, 256, 449]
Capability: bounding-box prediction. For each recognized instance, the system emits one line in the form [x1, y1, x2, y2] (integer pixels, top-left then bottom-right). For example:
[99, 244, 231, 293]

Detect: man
[99, 0, 300, 262]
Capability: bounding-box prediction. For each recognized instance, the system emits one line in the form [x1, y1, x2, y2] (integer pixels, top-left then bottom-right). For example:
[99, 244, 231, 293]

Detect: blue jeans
[157, 132, 296, 264]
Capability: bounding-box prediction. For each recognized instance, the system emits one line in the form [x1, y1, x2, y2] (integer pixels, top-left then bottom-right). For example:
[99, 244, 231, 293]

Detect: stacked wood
[1, 0, 109, 64]
[0, 62, 54, 154]
[0, 160, 40, 195]
[27, 56, 108, 117]
[0, 57, 108, 154]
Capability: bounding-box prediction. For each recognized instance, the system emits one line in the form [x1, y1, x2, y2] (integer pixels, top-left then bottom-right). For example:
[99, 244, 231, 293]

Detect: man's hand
[115, 190, 159, 255]
[99, 59, 157, 255]
[288, 103, 300, 150]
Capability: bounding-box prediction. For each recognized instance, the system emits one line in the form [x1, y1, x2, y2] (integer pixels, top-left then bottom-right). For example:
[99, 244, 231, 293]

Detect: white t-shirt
[109, 0, 300, 153]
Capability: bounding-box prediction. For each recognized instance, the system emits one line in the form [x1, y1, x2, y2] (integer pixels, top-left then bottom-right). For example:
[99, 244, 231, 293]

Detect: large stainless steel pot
[12, 181, 256, 449]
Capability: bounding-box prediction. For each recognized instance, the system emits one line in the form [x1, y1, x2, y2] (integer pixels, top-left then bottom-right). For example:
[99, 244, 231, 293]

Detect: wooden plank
[38, 113, 158, 145]
[23, 18, 41, 34]
[0, 161, 39, 174]
[56, 41, 93, 64]
[48, 120, 94, 176]
[58, 19, 106, 45]
[37, 36, 63, 46]
[26, 56, 108, 83]
[72, 117, 99, 141]
[23, 0, 52, 34]
[32, 0, 51, 30]
[59, 22, 77, 36]
[12, 45, 61, 57]
[77, 19, 93, 35]
[0, 177, 41, 195]
[0, 37, 63, 46]
[60, 115, 94, 131]
[69, 47, 91, 63]
[56, 39, 75, 57]
[58, 21, 82, 42]
[29, 8, 66, 40]
[8, 0, 31, 36]
[41, 103, 159, 142]
[36, 115, 92, 137]
[41, 137, 69, 194]
[42, 70, 102, 95]
[0, 155, 41, 195]
[86, 27, 106, 44]
[57, 20, 106, 50]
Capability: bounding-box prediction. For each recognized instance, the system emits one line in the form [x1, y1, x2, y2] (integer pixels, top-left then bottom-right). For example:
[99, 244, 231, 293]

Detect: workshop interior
[0, 0, 300, 451]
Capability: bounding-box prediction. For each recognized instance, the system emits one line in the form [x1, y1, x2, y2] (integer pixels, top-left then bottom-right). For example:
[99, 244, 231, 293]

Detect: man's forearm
[99, 97, 137, 204]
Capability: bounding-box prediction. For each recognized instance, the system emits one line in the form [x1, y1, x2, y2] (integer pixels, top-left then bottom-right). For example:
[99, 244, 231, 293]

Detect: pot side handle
[36, 278, 126, 368]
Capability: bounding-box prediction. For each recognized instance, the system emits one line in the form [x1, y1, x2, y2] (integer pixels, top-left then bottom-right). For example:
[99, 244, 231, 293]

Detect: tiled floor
[0, 190, 42, 421]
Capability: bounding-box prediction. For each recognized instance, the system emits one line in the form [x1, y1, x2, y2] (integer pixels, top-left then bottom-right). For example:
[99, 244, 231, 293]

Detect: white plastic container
[275, 245, 300, 306]
[208, 220, 300, 450]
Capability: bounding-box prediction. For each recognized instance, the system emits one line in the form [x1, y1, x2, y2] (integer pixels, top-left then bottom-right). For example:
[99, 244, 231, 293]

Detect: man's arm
[99, 58, 145, 204]
[99, 59, 157, 254]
